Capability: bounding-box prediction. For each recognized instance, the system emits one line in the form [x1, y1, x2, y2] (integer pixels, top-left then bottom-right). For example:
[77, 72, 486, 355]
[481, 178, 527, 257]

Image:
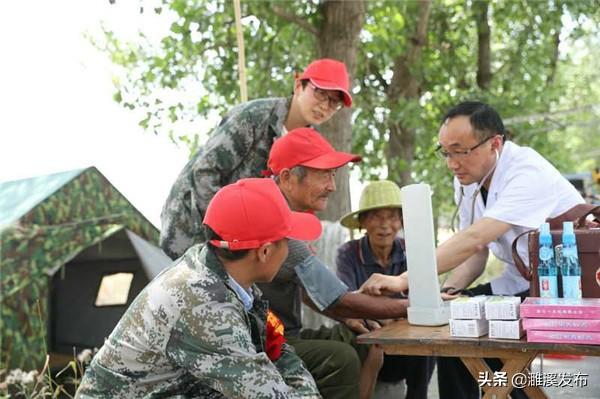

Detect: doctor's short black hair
[442, 101, 506, 141]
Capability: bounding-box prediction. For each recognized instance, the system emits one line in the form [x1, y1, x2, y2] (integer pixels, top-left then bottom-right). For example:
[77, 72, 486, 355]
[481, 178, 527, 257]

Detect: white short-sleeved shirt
[455, 141, 584, 295]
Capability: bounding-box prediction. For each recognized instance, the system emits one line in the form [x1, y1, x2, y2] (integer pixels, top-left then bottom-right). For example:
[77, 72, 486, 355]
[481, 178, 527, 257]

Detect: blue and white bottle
[560, 221, 582, 299]
[538, 223, 558, 298]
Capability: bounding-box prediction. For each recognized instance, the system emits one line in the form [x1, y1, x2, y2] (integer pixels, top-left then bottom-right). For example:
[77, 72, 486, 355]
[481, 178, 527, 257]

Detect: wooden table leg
[461, 357, 494, 385]
[460, 352, 548, 399]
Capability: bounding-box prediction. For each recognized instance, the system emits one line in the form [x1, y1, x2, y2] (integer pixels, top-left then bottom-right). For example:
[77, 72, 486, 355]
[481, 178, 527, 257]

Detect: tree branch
[505, 104, 599, 124]
[271, 6, 318, 36]
[388, 0, 431, 100]
[473, 0, 492, 90]
[361, 50, 389, 91]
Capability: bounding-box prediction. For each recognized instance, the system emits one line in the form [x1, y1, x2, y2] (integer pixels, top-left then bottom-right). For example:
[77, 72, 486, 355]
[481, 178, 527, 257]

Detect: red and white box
[520, 297, 600, 320]
[523, 318, 600, 332]
[526, 329, 600, 345]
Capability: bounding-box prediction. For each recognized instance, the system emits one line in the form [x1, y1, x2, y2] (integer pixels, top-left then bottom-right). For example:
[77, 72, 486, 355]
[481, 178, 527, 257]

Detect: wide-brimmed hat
[340, 180, 402, 229]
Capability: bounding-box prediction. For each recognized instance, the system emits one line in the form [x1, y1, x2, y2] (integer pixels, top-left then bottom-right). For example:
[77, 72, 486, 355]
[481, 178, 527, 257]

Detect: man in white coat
[361, 101, 584, 399]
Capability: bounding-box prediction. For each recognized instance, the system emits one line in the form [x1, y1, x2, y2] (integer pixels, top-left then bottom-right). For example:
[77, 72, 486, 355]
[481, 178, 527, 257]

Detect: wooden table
[357, 319, 600, 399]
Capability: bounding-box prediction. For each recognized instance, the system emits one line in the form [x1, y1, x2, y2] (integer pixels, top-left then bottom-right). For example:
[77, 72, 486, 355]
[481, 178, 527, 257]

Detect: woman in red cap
[160, 58, 353, 261]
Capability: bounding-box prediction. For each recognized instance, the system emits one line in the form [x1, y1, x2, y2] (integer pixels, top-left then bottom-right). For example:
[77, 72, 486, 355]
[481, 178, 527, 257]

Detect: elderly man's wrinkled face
[286, 167, 336, 212]
[360, 208, 402, 248]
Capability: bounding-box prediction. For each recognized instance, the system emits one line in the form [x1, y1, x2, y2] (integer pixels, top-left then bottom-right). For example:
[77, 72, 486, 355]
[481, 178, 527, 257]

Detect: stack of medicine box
[485, 296, 523, 339]
[450, 296, 489, 337]
[521, 297, 600, 345]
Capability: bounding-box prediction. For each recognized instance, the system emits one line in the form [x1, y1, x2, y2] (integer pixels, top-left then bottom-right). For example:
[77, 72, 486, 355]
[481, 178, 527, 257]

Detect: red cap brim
[309, 78, 352, 107]
[301, 151, 362, 170]
[287, 211, 322, 242]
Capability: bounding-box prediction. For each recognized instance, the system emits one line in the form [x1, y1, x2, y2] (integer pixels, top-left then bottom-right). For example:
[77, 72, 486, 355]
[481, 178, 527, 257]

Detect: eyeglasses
[435, 135, 496, 160]
[308, 83, 344, 111]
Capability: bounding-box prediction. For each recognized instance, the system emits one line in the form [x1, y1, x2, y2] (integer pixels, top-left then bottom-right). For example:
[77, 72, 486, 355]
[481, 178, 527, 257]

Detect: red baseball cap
[299, 58, 352, 107]
[203, 178, 322, 250]
[263, 128, 361, 176]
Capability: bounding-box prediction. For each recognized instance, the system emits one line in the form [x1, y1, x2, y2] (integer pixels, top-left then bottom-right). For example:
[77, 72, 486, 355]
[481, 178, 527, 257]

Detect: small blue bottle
[560, 221, 582, 299]
[538, 223, 558, 298]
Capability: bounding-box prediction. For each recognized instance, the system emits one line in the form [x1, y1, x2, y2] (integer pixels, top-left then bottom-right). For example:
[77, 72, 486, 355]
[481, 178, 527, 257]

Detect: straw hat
[340, 180, 402, 229]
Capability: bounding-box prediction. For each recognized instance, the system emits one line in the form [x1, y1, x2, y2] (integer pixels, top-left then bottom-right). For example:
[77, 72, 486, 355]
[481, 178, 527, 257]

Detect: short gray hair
[273, 165, 308, 183]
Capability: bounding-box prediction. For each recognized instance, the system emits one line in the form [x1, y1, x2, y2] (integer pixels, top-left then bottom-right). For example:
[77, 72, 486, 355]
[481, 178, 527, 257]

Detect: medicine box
[526, 330, 600, 345]
[520, 297, 600, 320]
[522, 318, 600, 332]
[485, 296, 521, 320]
[450, 318, 488, 337]
[488, 319, 524, 340]
[450, 296, 488, 320]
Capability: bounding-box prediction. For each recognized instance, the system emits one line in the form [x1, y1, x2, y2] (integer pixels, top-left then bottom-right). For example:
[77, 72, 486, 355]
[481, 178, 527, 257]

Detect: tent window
[95, 272, 134, 306]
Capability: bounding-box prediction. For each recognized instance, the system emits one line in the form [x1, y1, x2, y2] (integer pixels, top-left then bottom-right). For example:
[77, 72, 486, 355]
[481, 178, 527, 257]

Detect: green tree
[102, 0, 366, 220]
[101, 0, 600, 221]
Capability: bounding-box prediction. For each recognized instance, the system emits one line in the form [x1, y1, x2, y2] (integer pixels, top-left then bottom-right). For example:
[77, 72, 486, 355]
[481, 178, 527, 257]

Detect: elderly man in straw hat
[337, 181, 434, 399]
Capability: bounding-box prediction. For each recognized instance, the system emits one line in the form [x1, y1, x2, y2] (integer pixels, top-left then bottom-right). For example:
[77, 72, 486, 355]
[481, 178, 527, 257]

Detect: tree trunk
[501, 24, 531, 93]
[546, 29, 560, 86]
[474, 0, 492, 90]
[385, 0, 432, 187]
[316, 0, 367, 221]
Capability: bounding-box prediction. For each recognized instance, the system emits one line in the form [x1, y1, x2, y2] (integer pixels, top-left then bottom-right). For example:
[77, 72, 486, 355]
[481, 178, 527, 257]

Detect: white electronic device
[401, 183, 450, 326]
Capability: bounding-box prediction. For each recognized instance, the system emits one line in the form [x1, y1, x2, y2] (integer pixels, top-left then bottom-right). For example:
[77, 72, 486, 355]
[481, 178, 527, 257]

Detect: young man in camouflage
[76, 178, 323, 399]
[259, 128, 410, 399]
[160, 58, 353, 259]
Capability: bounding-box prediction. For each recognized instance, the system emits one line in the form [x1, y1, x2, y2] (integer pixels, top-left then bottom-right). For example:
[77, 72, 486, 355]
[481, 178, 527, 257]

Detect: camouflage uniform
[160, 97, 291, 259]
[158, 96, 364, 398]
[76, 244, 321, 399]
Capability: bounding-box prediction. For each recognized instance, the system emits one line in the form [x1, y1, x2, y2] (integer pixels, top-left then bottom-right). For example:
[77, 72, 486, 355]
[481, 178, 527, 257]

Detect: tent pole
[233, 0, 248, 103]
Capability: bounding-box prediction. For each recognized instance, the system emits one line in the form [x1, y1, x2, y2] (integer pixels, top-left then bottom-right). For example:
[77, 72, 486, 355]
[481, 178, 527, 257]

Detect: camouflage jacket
[76, 245, 321, 399]
[160, 97, 291, 259]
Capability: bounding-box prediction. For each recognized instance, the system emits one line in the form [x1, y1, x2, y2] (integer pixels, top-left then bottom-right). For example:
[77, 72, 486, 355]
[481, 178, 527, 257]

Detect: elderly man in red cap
[160, 58, 353, 260]
[77, 178, 323, 399]
[258, 127, 410, 399]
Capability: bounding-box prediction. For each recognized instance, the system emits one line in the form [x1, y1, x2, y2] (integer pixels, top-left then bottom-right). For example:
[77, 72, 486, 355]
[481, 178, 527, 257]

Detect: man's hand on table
[344, 318, 383, 334]
[440, 286, 462, 301]
[357, 271, 462, 303]
[359, 272, 408, 296]
[441, 292, 461, 301]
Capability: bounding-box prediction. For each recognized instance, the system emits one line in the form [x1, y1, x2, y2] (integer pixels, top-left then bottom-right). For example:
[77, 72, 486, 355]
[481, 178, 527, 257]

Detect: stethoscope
[450, 149, 500, 232]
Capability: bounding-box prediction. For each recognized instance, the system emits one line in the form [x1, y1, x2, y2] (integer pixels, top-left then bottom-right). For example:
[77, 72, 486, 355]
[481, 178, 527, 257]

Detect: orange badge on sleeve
[265, 310, 286, 361]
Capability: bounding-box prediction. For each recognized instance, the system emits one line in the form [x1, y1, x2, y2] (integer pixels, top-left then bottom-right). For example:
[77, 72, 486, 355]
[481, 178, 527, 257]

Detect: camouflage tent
[0, 167, 169, 370]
